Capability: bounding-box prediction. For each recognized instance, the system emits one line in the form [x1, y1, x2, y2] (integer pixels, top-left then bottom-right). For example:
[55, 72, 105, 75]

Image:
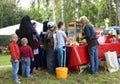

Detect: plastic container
[56, 67, 68, 79]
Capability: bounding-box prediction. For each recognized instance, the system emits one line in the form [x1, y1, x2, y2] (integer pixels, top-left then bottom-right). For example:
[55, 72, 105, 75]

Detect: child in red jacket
[8, 34, 21, 84]
[20, 38, 34, 78]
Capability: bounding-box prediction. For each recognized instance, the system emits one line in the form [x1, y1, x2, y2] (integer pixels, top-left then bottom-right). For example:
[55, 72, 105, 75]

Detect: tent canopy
[0, 20, 43, 36]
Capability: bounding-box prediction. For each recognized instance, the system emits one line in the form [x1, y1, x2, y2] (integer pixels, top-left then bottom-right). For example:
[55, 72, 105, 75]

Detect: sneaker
[13, 80, 21, 84]
[17, 79, 20, 81]
[27, 75, 33, 78]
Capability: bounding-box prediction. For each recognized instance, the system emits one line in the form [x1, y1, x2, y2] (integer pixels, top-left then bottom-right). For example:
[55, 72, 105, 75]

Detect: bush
[0, 36, 10, 47]
[0, 46, 9, 55]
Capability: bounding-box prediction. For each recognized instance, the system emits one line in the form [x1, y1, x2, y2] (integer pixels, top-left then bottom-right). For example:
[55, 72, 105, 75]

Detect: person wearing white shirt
[56, 21, 67, 67]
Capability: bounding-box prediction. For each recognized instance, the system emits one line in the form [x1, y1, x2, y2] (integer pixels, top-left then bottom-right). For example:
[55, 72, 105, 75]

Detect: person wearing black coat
[16, 15, 35, 75]
[39, 21, 49, 69]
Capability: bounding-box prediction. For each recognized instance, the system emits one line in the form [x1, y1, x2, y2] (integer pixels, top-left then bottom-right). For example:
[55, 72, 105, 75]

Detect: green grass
[0, 54, 120, 84]
[0, 67, 120, 84]
[0, 54, 10, 65]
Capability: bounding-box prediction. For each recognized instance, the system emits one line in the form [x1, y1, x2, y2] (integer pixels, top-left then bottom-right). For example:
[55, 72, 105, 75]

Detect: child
[8, 34, 21, 84]
[56, 21, 67, 67]
[33, 39, 41, 70]
[20, 38, 34, 78]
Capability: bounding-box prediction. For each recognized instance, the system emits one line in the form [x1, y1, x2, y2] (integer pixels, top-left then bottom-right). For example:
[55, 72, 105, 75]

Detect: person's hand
[43, 32, 47, 35]
[15, 59, 19, 62]
[40, 45, 44, 48]
[32, 58, 34, 62]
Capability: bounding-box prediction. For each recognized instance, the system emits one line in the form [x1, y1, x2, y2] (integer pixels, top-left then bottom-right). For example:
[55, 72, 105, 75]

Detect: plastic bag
[104, 51, 119, 73]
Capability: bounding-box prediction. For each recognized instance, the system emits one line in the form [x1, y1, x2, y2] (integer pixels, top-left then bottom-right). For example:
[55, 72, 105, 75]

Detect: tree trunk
[114, 0, 120, 26]
[109, 0, 112, 26]
[37, 0, 41, 10]
[117, 0, 120, 26]
[115, 0, 118, 25]
[52, 0, 56, 25]
[61, 0, 65, 26]
[1, 1, 3, 28]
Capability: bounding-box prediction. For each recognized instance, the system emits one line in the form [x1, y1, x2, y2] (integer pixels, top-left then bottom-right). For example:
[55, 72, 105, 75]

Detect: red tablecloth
[66, 43, 120, 71]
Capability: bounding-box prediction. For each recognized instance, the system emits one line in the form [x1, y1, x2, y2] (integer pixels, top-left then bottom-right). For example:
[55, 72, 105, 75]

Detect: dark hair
[15, 29, 20, 37]
[43, 21, 49, 32]
[58, 21, 63, 29]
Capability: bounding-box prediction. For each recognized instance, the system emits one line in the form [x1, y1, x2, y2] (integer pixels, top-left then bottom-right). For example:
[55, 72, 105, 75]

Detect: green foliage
[55, 0, 62, 24]
[0, 36, 9, 47]
[54, 0, 112, 27]
[94, 0, 117, 27]
[78, 0, 98, 26]
[24, 8, 43, 22]
[0, 0, 118, 29]
[0, 0, 24, 28]
[64, 0, 76, 24]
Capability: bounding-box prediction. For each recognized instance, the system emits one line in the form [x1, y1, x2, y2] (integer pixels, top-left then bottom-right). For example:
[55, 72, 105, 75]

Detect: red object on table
[104, 35, 114, 43]
[66, 43, 120, 71]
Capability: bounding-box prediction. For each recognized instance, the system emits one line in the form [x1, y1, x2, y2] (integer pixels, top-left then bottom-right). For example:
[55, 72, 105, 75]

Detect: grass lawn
[0, 68, 120, 84]
[0, 54, 120, 84]
[0, 54, 10, 65]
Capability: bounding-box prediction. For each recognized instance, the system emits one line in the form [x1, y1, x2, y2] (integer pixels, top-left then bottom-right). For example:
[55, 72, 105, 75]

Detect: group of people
[8, 15, 99, 84]
[44, 21, 67, 73]
[8, 15, 67, 84]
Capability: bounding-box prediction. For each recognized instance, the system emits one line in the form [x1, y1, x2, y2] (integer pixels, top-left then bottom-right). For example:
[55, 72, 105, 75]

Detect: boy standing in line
[20, 38, 34, 78]
[56, 21, 67, 67]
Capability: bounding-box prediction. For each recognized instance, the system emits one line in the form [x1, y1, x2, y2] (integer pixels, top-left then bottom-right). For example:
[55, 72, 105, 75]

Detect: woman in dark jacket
[16, 15, 35, 75]
[39, 21, 49, 68]
[80, 16, 99, 74]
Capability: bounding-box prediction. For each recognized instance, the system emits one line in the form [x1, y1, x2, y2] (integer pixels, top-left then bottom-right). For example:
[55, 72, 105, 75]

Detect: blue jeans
[10, 59, 19, 81]
[21, 58, 31, 77]
[88, 45, 98, 74]
[57, 47, 66, 67]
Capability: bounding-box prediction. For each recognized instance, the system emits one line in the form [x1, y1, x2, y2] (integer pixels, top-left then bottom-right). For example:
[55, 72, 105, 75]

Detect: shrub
[0, 36, 10, 47]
